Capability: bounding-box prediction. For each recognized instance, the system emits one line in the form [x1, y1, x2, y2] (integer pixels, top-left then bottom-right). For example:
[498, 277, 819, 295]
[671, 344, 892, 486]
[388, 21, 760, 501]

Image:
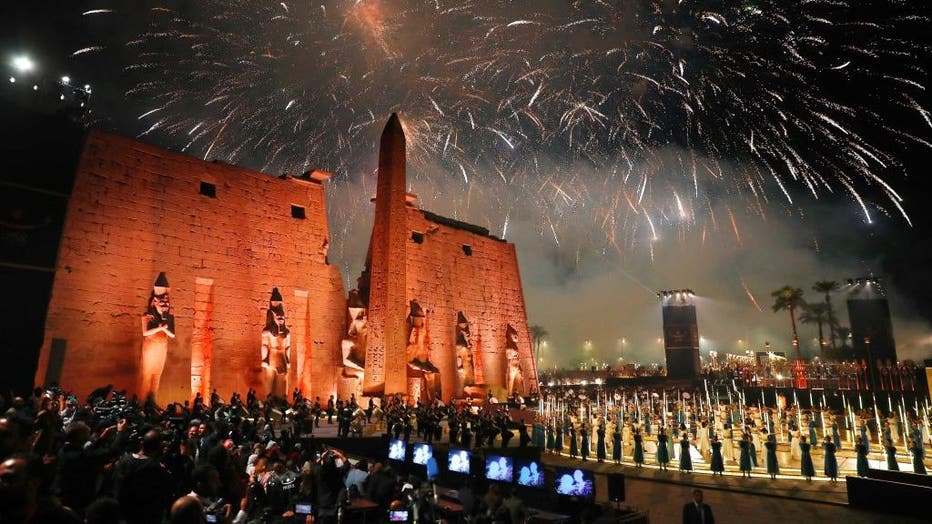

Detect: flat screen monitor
[412, 443, 433, 465]
[515, 458, 544, 488]
[388, 510, 409, 522]
[388, 439, 406, 462]
[447, 448, 471, 474]
[484, 454, 513, 483]
[554, 467, 594, 498]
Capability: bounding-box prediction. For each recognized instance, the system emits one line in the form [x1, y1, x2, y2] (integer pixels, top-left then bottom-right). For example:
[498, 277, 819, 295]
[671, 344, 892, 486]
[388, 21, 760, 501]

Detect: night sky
[3, 1, 931, 368]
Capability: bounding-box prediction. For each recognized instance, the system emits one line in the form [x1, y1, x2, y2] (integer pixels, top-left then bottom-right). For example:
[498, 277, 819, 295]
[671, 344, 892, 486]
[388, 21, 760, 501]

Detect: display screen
[554, 467, 594, 497]
[295, 503, 313, 514]
[412, 443, 433, 465]
[484, 455, 513, 482]
[389, 510, 409, 522]
[515, 458, 544, 487]
[388, 439, 406, 461]
[447, 448, 471, 474]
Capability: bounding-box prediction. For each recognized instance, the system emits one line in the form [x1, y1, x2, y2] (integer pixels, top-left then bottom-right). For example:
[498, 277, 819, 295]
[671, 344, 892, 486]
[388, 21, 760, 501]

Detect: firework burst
[77, 0, 930, 267]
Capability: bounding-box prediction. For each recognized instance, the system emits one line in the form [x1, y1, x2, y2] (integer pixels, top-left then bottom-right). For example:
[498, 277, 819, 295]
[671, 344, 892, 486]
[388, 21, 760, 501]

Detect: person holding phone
[281, 474, 316, 523]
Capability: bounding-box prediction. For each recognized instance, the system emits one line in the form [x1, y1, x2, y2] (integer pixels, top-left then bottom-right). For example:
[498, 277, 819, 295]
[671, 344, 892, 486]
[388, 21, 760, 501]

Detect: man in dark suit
[683, 489, 714, 524]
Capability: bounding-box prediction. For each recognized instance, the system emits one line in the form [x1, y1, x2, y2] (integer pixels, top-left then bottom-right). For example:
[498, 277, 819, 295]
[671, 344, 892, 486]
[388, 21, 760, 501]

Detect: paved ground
[619, 477, 924, 524]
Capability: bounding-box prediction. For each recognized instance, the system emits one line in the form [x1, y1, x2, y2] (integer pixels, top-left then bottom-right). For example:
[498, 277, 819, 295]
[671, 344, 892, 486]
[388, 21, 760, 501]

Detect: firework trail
[77, 0, 930, 271]
[741, 277, 764, 313]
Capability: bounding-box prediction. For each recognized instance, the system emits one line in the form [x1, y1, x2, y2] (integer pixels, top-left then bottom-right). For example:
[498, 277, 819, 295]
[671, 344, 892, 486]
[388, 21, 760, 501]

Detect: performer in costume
[679, 436, 693, 472]
[710, 435, 725, 476]
[633, 430, 644, 467]
[855, 436, 870, 477]
[800, 436, 816, 481]
[823, 436, 839, 482]
[596, 423, 607, 463]
[738, 434, 752, 478]
[656, 428, 670, 471]
[765, 433, 779, 479]
[911, 439, 927, 475]
[612, 424, 622, 464]
[885, 438, 899, 471]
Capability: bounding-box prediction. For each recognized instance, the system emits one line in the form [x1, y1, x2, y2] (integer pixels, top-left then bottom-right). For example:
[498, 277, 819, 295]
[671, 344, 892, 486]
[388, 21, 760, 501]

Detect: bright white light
[60, 94, 65, 100]
[776, 374, 784, 380]
[32, 85, 37, 90]
[12, 55, 34, 73]
[61, 76, 70, 84]
[84, 84, 91, 91]
[8, 76, 14, 83]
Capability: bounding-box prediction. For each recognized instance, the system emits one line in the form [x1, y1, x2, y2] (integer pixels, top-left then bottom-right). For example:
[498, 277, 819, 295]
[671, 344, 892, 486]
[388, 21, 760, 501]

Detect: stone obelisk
[363, 114, 409, 397]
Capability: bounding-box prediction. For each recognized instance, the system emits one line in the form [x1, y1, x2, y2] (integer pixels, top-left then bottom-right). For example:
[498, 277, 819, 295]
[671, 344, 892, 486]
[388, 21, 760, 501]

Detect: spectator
[345, 459, 369, 496]
[54, 420, 125, 514]
[113, 429, 173, 524]
[0, 453, 80, 523]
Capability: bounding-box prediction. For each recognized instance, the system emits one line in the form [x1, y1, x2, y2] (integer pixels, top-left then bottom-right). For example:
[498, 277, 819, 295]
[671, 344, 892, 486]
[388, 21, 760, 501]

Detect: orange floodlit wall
[34, 131, 345, 402]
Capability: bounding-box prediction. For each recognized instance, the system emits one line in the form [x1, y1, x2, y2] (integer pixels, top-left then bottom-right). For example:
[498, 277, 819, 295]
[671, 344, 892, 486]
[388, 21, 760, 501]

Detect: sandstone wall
[34, 131, 345, 402]
[405, 209, 539, 400]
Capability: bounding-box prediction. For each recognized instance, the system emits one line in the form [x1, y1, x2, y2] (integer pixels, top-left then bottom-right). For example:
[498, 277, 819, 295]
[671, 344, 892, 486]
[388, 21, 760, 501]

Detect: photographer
[54, 419, 128, 515]
[311, 448, 347, 524]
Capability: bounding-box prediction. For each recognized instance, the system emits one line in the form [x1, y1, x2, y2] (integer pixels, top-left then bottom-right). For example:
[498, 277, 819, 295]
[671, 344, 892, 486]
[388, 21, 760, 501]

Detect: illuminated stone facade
[34, 131, 345, 403]
[34, 116, 537, 403]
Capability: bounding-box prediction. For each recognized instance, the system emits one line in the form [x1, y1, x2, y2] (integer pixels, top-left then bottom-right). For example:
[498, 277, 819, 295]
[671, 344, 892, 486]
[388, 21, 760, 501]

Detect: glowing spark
[741, 278, 764, 313]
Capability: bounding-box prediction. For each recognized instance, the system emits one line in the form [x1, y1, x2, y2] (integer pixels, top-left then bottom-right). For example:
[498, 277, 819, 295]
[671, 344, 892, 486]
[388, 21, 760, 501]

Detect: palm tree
[799, 303, 829, 357]
[812, 280, 840, 350]
[771, 286, 806, 359]
[529, 325, 549, 365]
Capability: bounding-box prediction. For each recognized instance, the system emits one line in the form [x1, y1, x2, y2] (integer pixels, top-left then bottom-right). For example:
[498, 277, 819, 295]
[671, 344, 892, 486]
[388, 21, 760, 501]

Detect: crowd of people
[0, 385, 618, 524]
[3, 379, 929, 524]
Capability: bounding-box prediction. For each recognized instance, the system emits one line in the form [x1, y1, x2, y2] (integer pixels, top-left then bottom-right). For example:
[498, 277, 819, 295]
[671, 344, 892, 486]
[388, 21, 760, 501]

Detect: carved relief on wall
[261, 287, 291, 399]
[455, 311, 475, 396]
[505, 323, 524, 397]
[139, 272, 175, 402]
[341, 290, 367, 395]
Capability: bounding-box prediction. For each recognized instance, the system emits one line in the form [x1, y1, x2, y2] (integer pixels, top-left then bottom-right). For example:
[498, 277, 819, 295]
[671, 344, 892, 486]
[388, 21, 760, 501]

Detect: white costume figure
[723, 427, 735, 463]
[791, 428, 802, 461]
[261, 288, 291, 398]
[699, 422, 712, 457]
[139, 272, 175, 401]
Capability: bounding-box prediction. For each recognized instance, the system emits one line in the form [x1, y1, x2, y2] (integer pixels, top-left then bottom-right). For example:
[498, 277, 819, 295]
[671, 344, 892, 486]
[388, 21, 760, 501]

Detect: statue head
[408, 300, 426, 328]
[506, 324, 519, 349]
[265, 288, 289, 336]
[148, 272, 171, 318]
[456, 311, 471, 348]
